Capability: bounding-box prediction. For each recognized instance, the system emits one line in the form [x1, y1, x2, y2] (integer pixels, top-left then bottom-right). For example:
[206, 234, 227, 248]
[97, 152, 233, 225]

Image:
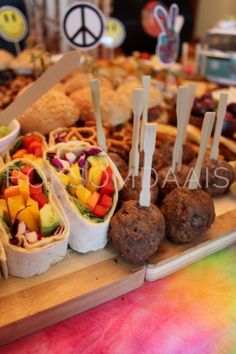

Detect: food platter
[0, 50, 236, 346]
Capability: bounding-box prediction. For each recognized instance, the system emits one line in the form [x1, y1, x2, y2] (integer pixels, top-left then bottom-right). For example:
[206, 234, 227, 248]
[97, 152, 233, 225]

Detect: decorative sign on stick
[0, 6, 28, 54]
[0, 6, 28, 42]
[62, 2, 105, 50]
[101, 17, 126, 49]
[153, 3, 180, 65]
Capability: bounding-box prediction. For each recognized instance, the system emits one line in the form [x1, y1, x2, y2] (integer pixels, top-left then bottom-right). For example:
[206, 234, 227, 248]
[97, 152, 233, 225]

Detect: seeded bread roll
[17, 90, 80, 135]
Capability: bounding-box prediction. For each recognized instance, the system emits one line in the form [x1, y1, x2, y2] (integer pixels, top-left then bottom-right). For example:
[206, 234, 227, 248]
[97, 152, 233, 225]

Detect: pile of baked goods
[0, 47, 51, 110]
[0, 53, 236, 279]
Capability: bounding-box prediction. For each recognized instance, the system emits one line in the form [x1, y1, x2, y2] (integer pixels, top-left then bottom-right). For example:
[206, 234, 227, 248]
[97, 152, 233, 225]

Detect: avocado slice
[39, 203, 60, 236]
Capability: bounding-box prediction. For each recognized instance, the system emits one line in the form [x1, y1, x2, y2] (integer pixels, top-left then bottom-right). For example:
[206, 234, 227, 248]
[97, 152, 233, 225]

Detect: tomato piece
[31, 193, 48, 208]
[23, 135, 42, 149]
[100, 181, 114, 196]
[92, 205, 108, 218]
[27, 141, 43, 154]
[30, 184, 43, 196]
[99, 194, 112, 209]
[22, 165, 35, 183]
[101, 167, 113, 185]
[30, 134, 42, 143]
[23, 135, 34, 149]
[34, 147, 43, 157]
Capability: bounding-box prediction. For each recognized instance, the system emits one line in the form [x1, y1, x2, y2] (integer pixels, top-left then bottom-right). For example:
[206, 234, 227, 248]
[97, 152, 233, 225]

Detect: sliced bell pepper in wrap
[44, 141, 124, 253]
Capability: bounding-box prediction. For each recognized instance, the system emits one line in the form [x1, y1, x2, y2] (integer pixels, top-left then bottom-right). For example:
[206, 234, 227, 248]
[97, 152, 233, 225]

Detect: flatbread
[0, 159, 70, 278]
[44, 142, 124, 253]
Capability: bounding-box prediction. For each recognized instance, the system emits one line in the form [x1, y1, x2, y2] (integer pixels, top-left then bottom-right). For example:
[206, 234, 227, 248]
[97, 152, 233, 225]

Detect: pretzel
[65, 127, 97, 145]
[107, 123, 132, 156]
[49, 126, 98, 146]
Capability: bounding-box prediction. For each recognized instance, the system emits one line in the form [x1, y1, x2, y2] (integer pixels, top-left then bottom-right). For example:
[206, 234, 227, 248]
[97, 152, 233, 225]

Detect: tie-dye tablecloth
[1, 245, 236, 354]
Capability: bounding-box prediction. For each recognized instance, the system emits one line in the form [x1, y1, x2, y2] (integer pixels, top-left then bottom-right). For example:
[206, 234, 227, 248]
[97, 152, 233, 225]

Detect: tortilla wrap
[0, 159, 70, 278]
[0, 238, 7, 278]
[44, 142, 124, 253]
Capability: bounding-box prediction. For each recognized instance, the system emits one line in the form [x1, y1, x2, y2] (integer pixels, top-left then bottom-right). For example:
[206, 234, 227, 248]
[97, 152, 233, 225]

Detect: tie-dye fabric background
[1, 245, 236, 354]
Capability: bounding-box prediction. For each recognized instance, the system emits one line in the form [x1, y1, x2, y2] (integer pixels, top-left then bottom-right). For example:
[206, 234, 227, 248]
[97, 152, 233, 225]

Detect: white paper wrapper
[0, 159, 70, 278]
[44, 142, 124, 253]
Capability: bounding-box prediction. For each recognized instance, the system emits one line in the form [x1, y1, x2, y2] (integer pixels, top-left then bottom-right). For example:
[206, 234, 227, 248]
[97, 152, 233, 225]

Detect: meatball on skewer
[161, 112, 216, 244]
[110, 123, 165, 263]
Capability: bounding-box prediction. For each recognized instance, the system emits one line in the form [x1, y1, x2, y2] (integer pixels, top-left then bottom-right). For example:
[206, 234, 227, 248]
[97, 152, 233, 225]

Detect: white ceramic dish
[0, 119, 20, 154]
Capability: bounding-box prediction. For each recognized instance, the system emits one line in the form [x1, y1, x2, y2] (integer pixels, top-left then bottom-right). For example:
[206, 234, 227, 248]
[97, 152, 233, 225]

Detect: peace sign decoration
[153, 3, 180, 65]
[62, 2, 105, 50]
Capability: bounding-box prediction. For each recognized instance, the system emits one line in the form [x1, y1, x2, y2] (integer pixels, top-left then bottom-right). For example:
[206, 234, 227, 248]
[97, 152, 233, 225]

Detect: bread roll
[70, 87, 131, 126]
[64, 72, 112, 94]
[116, 79, 162, 109]
[17, 90, 80, 134]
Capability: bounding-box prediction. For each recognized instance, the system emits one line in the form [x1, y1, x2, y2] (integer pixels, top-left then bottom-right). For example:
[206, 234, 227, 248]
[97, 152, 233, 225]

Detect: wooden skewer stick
[210, 93, 228, 160]
[0, 51, 81, 126]
[140, 75, 151, 151]
[189, 112, 215, 190]
[139, 123, 157, 207]
[129, 88, 144, 177]
[182, 42, 189, 72]
[172, 86, 189, 171]
[183, 84, 196, 143]
[90, 79, 107, 152]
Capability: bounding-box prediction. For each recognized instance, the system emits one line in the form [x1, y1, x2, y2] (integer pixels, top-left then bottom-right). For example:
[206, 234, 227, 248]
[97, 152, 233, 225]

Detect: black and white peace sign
[62, 2, 105, 50]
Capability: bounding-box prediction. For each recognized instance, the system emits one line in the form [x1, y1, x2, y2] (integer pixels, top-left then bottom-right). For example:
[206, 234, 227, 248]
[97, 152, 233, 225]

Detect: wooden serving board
[0, 247, 145, 346]
[146, 196, 236, 281]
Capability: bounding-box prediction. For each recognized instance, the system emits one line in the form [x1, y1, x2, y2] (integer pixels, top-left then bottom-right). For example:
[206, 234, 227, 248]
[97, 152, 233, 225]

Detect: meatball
[140, 139, 196, 173]
[161, 187, 215, 244]
[190, 157, 235, 197]
[109, 200, 165, 263]
[120, 173, 159, 204]
[155, 139, 197, 171]
[158, 164, 191, 196]
[109, 152, 128, 178]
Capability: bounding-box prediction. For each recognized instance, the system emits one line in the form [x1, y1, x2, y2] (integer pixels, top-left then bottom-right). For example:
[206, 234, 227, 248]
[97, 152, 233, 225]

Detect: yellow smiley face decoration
[0, 6, 28, 42]
[101, 18, 126, 49]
